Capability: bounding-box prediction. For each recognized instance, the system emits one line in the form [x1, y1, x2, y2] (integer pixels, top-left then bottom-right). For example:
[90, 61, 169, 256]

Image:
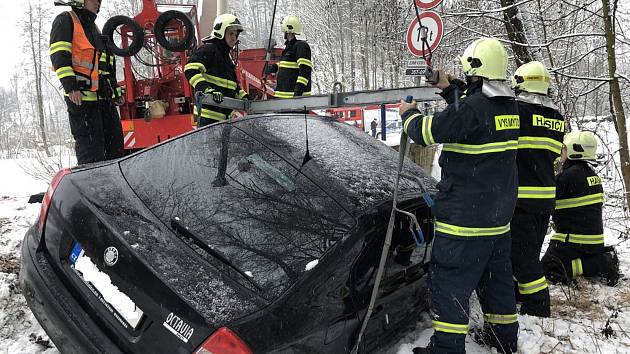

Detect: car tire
[103, 16, 145, 57]
[154, 10, 195, 52]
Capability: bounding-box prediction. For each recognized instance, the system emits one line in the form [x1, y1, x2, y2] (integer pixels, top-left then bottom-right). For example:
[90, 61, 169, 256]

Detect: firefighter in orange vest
[50, 0, 124, 165]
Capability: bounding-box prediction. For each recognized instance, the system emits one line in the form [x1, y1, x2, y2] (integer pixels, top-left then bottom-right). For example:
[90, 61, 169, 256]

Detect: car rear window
[236, 116, 434, 211]
[120, 124, 354, 299]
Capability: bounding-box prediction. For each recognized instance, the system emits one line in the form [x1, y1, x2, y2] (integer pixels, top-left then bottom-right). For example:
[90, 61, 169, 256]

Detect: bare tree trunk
[500, 0, 532, 66]
[361, 15, 370, 89]
[348, 0, 356, 91]
[27, 2, 51, 156]
[602, 0, 630, 209]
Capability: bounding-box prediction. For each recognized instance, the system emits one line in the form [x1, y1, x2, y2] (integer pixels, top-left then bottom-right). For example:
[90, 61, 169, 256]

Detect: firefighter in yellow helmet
[184, 14, 248, 127]
[265, 15, 313, 98]
[509, 61, 565, 318]
[542, 131, 621, 286]
[50, 0, 125, 164]
[401, 38, 519, 354]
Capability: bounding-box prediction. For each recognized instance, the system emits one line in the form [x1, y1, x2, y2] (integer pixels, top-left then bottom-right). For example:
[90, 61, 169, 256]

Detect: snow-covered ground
[0, 158, 57, 353]
[1, 147, 629, 353]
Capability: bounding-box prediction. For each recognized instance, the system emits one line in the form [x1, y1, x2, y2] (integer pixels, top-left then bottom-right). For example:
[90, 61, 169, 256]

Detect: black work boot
[601, 249, 621, 286]
[470, 326, 516, 354]
[412, 347, 431, 354]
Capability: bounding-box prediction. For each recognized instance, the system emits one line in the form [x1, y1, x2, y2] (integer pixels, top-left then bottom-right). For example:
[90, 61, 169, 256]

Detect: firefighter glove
[264, 63, 278, 75]
[294, 83, 306, 97]
[204, 88, 224, 104]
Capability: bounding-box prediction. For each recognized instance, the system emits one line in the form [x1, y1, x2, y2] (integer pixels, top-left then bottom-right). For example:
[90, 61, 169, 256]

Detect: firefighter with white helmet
[265, 15, 313, 98]
[542, 131, 621, 286]
[509, 60, 565, 318]
[401, 37, 519, 353]
[184, 13, 248, 127]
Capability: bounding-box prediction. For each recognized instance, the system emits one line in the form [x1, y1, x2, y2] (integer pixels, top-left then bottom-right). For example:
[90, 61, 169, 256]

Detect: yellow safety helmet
[281, 15, 303, 35]
[212, 14, 244, 39]
[564, 131, 597, 161]
[54, 0, 84, 7]
[459, 38, 508, 80]
[512, 61, 551, 94]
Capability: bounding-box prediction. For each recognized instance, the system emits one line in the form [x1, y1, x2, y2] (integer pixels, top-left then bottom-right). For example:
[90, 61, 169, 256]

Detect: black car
[20, 114, 436, 354]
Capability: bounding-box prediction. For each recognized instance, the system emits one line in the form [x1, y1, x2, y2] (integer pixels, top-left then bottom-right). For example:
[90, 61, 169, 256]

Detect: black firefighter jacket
[271, 38, 312, 98]
[50, 8, 119, 100]
[402, 80, 520, 238]
[184, 37, 247, 124]
[515, 93, 565, 214]
[552, 160, 604, 246]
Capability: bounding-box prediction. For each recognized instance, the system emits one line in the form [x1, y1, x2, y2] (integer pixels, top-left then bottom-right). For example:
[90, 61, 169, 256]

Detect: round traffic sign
[406, 11, 444, 58]
[414, 0, 443, 9]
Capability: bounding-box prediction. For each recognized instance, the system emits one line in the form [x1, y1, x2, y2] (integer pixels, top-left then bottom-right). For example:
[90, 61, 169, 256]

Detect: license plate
[69, 243, 144, 330]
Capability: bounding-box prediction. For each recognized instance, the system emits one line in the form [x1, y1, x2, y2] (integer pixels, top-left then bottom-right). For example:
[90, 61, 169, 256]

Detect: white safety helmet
[212, 13, 244, 39]
[459, 38, 508, 80]
[512, 61, 551, 95]
[564, 131, 597, 161]
[281, 15, 303, 35]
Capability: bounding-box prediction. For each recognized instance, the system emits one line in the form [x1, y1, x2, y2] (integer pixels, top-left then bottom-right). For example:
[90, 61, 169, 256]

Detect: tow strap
[351, 96, 433, 353]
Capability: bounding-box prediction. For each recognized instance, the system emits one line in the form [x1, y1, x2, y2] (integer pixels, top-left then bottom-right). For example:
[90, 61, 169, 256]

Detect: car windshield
[120, 123, 354, 299]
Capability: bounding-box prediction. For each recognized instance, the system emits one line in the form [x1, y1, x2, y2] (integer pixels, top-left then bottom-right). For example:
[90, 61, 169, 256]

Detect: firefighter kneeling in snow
[265, 15, 313, 98]
[401, 38, 519, 354]
[542, 131, 621, 286]
[185, 14, 248, 127]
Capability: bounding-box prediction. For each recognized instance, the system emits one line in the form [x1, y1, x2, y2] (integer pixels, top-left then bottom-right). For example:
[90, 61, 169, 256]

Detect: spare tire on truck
[103, 15, 145, 57]
[154, 10, 195, 52]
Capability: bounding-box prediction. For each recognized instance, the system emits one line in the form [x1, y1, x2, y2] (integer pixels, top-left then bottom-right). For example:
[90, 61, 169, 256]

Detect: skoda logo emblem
[104, 247, 119, 267]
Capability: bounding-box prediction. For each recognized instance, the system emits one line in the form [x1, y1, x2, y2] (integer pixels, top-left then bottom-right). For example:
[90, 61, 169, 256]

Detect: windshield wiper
[170, 218, 263, 293]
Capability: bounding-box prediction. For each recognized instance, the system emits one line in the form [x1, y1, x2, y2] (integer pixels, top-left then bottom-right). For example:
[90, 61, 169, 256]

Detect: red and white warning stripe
[124, 131, 136, 148]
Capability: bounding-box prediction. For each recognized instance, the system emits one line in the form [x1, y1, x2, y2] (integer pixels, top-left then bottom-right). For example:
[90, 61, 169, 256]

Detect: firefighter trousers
[66, 98, 124, 165]
[542, 241, 613, 284]
[510, 208, 550, 317]
[428, 233, 518, 354]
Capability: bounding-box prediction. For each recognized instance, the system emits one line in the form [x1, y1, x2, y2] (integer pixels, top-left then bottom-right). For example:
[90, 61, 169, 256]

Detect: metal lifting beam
[198, 85, 441, 114]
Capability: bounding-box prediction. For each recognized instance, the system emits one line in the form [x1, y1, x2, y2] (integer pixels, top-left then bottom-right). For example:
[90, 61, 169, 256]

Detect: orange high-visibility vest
[68, 11, 99, 91]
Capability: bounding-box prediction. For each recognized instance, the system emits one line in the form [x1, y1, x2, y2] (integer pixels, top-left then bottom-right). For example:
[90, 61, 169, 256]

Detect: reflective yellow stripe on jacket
[297, 58, 313, 68]
[435, 221, 510, 237]
[442, 140, 518, 155]
[555, 193, 604, 210]
[403, 113, 434, 146]
[193, 106, 227, 121]
[551, 233, 604, 245]
[518, 136, 563, 154]
[49, 41, 72, 55]
[278, 61, 299, 69]
[55, 66, 75, 80]
[63, 90, 99, 101]
[274, 91, 312, 99]
[517, 186, 556, 199]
